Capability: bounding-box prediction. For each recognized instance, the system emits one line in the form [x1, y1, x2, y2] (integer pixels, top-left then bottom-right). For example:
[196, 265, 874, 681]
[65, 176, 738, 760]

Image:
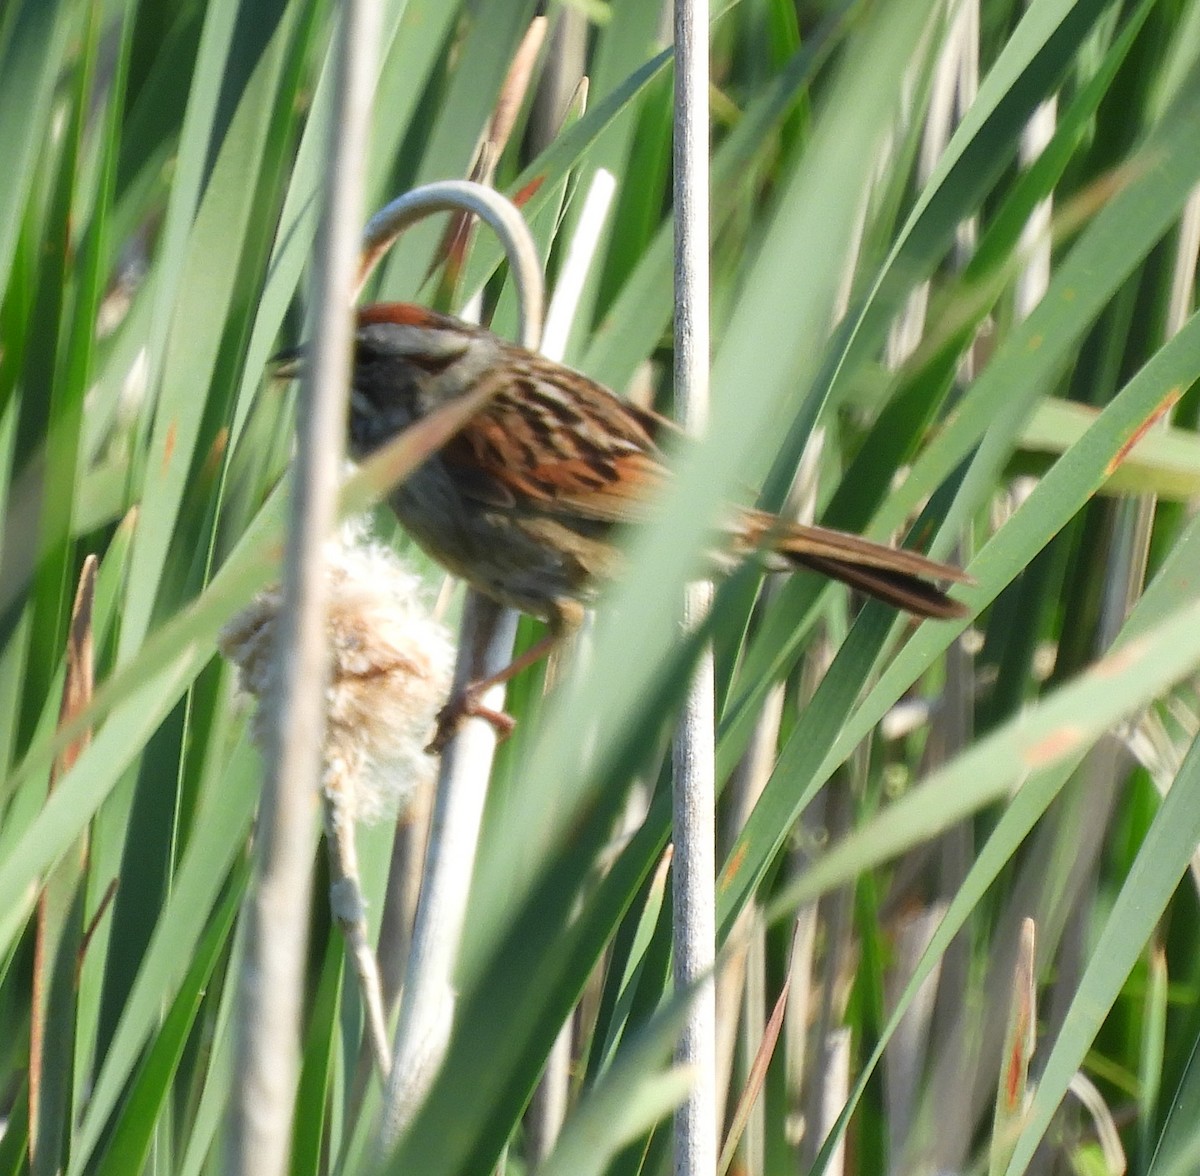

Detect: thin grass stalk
[1136, 189, 1200, 840]
[720, 929, 767, 1176]
[784, 11, 981, 1166]
[951, 0, 980, 270]
[799, 786, 854, 1175]
[362, 29, 548, 1103]
[347, 786, 429, 1116]
[528, 1026, 573, 1165]
[718, 393, 827, 1172]
[363, 27, 549, 1108]
[442, 16, 545, 321]
[938, 39, 1056, 1163]
[714, 681, 782, 1174]
[784, 902, 818, 1131]
[893, 6, 984, 1165]
[671, 0, 715, 1173]
[1067, 1072, 1126, 1175]
[1102, 188, 1200, 636]
[229, 1, 381, 1173]
[884, 904, 948, 1175]
[1166, 191, 1200, 336]
[1014, 91, 1057, 321]
[380, 594, 518, 1142]
[989, 918, 1037, 1176]
[1023, 176, 1198, 1176]
[819, 1029, 851, 1176]
[529, 8, 587, 153]
[885, 2, 966, 364]
[31, 556, 96, 1176]
[716, 943, 790, 1176]
[361, 182, 545, 1150]
[323, 791, 391, 1077]
[527, 167, 618, 1163]
[910, 10, 981, 1166]
[1137, 944, 1168, 1171]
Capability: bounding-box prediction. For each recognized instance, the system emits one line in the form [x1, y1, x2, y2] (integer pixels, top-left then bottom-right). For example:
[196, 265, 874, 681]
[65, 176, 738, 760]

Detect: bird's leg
[427, 628, 563, 754]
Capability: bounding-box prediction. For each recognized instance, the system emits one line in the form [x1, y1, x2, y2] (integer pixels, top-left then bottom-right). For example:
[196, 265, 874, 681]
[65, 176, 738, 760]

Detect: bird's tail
[739, 511, 972, 620]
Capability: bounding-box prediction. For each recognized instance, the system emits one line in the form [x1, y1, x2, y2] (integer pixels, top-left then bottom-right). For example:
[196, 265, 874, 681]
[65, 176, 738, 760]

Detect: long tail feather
[788, 551, 969, 619]
[741, 513, 971, 620]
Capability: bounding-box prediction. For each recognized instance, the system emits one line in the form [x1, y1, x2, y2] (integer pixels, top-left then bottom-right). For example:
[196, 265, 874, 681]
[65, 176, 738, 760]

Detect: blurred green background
[4, 0, 1200, 1173]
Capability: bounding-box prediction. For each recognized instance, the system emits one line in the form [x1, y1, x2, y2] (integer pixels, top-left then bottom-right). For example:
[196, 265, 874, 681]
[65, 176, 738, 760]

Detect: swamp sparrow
[287, 303, 970, 746]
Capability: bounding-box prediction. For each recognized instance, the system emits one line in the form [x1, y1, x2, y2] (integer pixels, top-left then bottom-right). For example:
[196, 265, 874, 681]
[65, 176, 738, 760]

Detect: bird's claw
[427, 687, 516, 754]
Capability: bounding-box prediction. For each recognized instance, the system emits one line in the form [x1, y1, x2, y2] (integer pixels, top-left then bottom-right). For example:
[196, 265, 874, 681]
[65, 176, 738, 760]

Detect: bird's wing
[439, 360, 672, 525]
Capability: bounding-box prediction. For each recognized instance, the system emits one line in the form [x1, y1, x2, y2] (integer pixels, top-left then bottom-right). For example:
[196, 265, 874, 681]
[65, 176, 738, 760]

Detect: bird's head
[347, 303, 503, 457]
[272, 303, 503, 458]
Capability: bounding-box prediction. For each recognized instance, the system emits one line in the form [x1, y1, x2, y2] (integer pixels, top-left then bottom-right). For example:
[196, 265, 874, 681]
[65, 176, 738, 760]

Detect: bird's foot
[427, 686, 517, 754]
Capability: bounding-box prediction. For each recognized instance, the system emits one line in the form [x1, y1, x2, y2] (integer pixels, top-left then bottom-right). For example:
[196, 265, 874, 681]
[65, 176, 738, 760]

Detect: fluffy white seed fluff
[219, 530, 454, 823]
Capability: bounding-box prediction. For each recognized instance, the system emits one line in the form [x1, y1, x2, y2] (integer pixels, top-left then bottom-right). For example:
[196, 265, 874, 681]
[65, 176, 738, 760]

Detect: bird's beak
[269, 344, 307, 380]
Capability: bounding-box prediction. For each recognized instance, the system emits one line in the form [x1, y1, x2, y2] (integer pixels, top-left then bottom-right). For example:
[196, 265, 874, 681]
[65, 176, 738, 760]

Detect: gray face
[348, 322, 489, 459]
[347, 371, 418, 459]
[347, 329, 423, 457]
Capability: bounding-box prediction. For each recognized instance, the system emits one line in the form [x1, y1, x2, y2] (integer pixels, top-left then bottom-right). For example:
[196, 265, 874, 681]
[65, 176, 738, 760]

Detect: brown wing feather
[440, 357, 671, 524]
[432, 340, 970, 620]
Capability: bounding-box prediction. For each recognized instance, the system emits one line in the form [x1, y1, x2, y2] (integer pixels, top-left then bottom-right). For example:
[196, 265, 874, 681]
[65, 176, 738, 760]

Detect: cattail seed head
[220, 529, 454, 822]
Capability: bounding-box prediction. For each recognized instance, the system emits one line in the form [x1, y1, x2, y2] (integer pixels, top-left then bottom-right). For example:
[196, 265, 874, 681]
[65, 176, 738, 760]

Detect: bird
[284, 302, 971, 747]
